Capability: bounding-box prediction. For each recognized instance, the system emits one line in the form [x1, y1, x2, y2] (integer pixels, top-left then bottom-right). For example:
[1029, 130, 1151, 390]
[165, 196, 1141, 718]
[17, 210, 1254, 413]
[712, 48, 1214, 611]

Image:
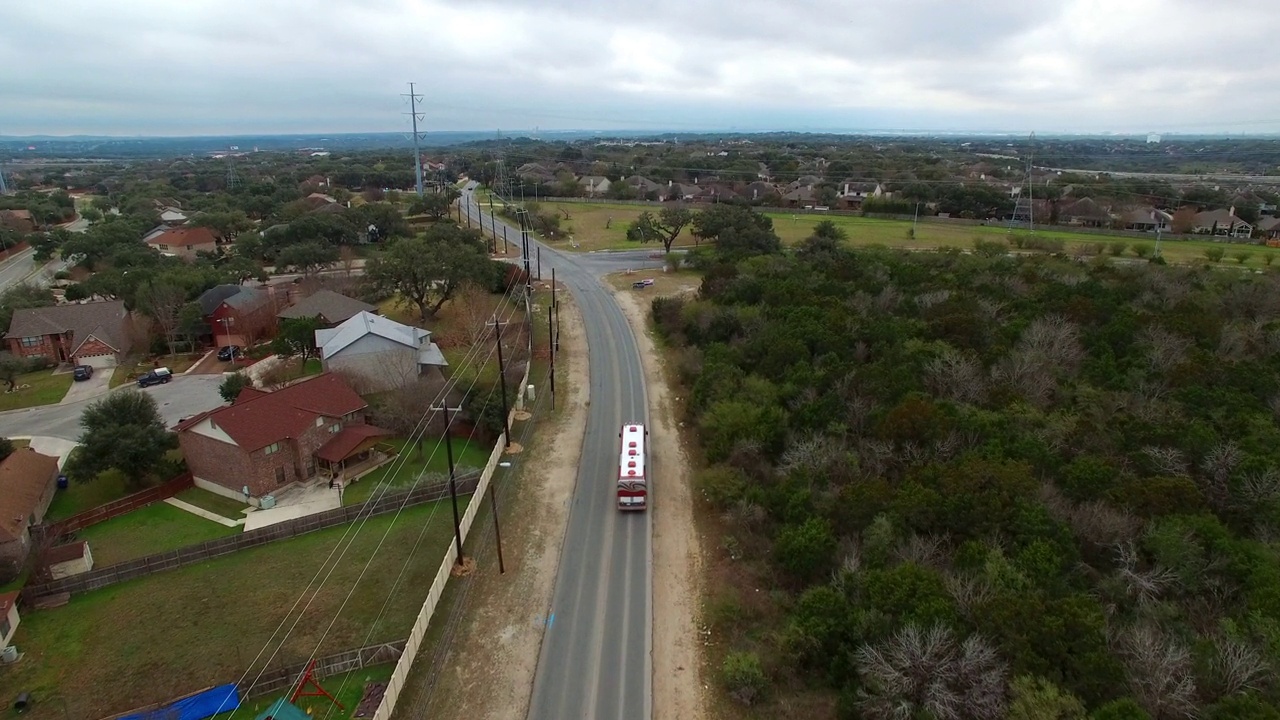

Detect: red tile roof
[146, 225, 220, 250]
[315, 424, 394, 463]
[174, 373, 367, 452]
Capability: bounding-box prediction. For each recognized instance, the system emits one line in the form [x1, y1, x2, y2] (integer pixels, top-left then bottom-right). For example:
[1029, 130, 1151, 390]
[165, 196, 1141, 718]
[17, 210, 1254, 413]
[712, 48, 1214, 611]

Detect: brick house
[0, 448, 61, 583]
[198, 285, 276, 348]
[5, 300, 132, 368]
[145, 225, 221, 261]
[174, 373, 391, 504]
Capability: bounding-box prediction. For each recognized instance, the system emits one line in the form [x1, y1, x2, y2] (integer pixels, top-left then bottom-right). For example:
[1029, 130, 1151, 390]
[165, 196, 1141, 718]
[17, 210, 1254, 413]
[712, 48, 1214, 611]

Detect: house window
[275, 466, 286, 485]
[158, 244, 169, 250]
[264, 442, 281, 455]
[185, 245, 194, 250]
[20, 337, 41, 347]
[330, 424, 340, 434]
[315, 417, 324, 427]
[305, 457, 316, 477]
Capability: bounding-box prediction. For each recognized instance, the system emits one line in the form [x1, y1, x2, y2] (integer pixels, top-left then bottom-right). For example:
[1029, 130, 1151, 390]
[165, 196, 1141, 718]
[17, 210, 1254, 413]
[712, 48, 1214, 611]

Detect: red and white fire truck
[618, 423, 648, 511]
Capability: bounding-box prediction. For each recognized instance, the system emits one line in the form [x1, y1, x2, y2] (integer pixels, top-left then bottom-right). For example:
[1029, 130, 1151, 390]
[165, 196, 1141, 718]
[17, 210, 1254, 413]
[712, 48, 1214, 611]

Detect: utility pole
[552, 267, 560, 353]
[488, 483, 506, 574]
[402, 82, 426, 198]
[1027, 131, 1036, 234]
[432, 402, 467, 565]
[549, 288, 556, 408]
[536, 246, 541, 282]
[492, 316, 512, 447]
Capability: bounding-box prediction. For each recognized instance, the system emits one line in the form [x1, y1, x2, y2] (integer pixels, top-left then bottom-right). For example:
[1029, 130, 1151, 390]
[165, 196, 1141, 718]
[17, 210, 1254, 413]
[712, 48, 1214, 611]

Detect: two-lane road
[461, 185, 654, 720]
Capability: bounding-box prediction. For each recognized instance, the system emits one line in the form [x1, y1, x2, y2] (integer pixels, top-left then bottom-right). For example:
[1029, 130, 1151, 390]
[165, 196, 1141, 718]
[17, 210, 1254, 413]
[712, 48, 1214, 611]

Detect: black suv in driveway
[217, 345, 241, 361]
[72, 365, 94, 381]
[136, 367, 173, 388]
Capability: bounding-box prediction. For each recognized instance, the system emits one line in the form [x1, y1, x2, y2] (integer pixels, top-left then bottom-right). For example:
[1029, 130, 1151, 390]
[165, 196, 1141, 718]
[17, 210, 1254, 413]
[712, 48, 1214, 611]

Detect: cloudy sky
[3, 0, 1279, 137]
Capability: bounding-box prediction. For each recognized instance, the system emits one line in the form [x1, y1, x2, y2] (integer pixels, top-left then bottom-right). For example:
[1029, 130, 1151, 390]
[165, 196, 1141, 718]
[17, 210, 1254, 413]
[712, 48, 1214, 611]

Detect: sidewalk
[164, 497, 244, 527]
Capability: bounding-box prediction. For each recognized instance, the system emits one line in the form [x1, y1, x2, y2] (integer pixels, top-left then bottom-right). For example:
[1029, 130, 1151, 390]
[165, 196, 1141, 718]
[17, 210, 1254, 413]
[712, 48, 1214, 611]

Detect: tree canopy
[655, 245, 1280, 718]
[364, 223, 494, 321]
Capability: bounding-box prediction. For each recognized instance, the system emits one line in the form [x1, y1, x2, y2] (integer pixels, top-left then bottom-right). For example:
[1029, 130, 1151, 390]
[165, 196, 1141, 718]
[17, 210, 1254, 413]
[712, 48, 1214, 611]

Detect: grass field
[45, 471, 131, 521]
[527, 200, 1280, 268]
[344, 437, 491, 505]
[0, 369, 71, 410]
[76, 501, 239, 566]
[0, 499, 466, 720]
[174, 486, 251, 520]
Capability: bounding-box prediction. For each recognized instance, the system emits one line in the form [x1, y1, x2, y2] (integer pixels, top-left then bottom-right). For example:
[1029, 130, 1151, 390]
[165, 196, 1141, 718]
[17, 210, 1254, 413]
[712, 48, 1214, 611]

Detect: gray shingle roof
[6, 300, 129, 354]
[278, 290, 377, 324]
[198, 285, 269, 316]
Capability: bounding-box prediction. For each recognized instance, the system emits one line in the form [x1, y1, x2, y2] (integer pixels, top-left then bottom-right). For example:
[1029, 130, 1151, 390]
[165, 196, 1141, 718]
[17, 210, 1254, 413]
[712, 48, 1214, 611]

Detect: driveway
[59, 368, 112, 405]
[0, 374, 227, 442]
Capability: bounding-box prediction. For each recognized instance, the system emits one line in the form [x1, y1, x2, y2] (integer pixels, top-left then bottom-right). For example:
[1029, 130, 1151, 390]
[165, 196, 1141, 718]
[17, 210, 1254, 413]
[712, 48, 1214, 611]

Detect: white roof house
[315, 311, 447, 392]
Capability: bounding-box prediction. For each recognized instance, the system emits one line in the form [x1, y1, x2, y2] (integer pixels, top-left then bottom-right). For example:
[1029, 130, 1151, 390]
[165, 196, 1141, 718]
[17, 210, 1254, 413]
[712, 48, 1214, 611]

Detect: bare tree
[1040, 483, 1143, 548]
[1113, 624, 1198, 719]
[991, 350, 1055, 407]
[926, 349, 986, 404]
[339, 244, 358, 280]
[1113, 542, 1178, 607]
[370, 377, 448, 460]
[1143, 446, 1190, 478]
[945, 573, 994, 622]
[1138, 326, 1193, 375]
[892, 533, 951, 570]
[1021, 314, 1085, 376]
[138, 282, 187, 356]
[914, 289, 952, 310]
[1199, 441, 1242, 511]
[451, 281, 494, 347]
[779, 432, 850, 484]
[855, 624, 1007, 720]
[1209, 635, 1269, 698]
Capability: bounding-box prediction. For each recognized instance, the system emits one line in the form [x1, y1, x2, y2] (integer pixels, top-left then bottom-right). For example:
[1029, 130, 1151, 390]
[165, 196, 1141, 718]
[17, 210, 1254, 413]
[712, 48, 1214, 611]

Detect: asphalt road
[0, 374, 225, 442]
[461, 185, 655, 720]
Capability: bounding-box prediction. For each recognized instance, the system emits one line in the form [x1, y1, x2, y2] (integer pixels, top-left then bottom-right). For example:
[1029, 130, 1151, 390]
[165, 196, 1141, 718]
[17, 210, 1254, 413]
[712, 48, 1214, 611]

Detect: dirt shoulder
[419, 291, 588, 720]
[612, 276, 709, 720]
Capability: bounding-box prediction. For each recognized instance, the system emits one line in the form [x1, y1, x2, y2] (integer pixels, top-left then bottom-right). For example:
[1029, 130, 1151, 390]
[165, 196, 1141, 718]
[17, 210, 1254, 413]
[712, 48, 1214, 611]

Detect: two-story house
[5, 300, 132, 368]
[198, 285, 276, 348]
[174, 373, 391, 504]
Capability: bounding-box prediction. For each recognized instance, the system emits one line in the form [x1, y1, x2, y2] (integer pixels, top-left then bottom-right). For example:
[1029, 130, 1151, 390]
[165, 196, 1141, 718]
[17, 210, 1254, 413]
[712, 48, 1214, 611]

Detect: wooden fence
[21, 473, 479, 604]
[37, 472, 195, 540]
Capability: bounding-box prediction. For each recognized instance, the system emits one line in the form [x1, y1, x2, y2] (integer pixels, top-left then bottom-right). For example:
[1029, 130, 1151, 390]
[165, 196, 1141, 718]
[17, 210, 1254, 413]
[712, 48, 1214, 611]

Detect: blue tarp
[120, 684, 240, 720]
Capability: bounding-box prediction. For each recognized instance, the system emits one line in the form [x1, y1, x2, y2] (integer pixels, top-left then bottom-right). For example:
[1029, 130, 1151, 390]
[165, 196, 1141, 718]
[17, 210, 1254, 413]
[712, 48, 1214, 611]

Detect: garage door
[77, 354, 117, 369]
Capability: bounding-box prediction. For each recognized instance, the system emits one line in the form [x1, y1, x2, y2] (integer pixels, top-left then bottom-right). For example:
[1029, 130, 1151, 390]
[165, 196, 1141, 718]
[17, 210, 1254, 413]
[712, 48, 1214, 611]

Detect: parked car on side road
[137, 367, 173, 388]
[72, 365, 94, 381]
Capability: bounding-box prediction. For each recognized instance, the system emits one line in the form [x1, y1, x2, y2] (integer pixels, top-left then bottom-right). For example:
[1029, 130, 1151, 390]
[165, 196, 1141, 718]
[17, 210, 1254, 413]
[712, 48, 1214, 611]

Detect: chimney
[1229, 205, 1236, 217]
[668, 180, 672, 187]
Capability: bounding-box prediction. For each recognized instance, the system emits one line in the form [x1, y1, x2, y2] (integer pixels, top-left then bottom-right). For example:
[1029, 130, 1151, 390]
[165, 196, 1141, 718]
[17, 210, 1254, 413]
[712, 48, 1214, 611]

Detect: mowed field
[521, 200, 1280, 268]
[0, 499, 468, 720]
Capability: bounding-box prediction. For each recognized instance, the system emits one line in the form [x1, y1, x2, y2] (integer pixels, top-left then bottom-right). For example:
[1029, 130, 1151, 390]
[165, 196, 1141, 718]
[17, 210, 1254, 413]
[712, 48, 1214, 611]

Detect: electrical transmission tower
[0, 165, 9, 195]
[402, 82, 426, 197]
[226, 156, 239, 189]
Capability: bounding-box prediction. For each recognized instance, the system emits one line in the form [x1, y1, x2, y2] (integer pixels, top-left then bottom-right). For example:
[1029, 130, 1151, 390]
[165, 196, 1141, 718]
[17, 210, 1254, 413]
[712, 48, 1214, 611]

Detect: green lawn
[207, 663, 395, 719]
[45, 472, 131, 521]
[531, 200, 1280, 268]
[174, 487, 251, 520]
[0, 499, 466, 719]
[0, 369, 71, 411]
[344, 437, 491, 506]
[76, 501, 239, 567]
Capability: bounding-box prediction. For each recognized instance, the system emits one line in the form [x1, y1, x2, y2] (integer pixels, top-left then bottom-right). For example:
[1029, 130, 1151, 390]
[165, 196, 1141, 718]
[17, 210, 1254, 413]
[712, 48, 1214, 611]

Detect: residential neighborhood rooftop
[0, 448, 59, 542]
[6, 300, 129, 355]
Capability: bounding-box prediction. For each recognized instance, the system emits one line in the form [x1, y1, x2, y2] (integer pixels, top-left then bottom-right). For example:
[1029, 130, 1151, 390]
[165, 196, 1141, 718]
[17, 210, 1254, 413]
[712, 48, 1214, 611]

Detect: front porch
[316, 425, 397, 488]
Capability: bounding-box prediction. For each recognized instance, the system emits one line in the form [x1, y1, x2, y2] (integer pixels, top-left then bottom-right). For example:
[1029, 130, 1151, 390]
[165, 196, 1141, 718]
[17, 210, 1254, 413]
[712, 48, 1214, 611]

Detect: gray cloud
[2, 0, 1278, 136]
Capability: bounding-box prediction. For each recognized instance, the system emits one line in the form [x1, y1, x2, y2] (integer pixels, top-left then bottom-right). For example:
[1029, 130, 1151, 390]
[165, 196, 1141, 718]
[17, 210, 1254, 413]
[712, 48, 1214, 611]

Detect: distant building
[1146, 134, 1162, 144]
